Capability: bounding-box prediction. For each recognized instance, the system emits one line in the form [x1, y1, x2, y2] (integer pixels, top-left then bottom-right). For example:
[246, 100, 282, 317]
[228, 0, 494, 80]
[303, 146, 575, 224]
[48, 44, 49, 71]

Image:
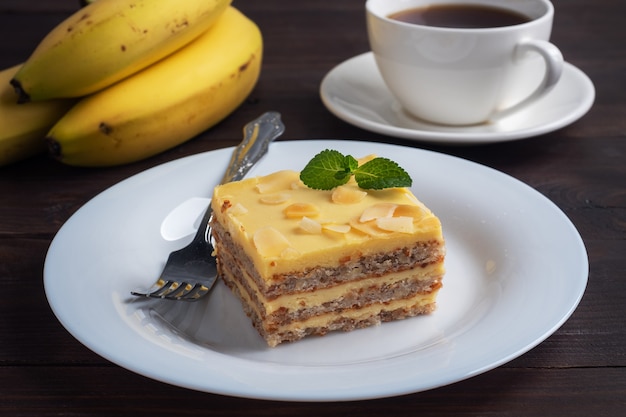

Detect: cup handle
[491, 39, 564, 121]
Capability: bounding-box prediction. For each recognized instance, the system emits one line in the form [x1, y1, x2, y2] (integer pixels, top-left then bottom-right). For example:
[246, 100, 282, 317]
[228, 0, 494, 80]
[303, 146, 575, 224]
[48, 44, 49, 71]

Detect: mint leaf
[354, 157, 412, 190]
[345, 154, 359, 172]
[300, 149, 413, 191]
[300, 149, 353, 190]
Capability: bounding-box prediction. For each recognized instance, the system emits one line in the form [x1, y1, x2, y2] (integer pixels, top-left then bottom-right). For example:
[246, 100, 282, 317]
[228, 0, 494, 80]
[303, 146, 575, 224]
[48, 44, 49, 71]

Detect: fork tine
[132, 280, 209, 301]
[149, 280, 181, 298]
[163, 282, 194, 299]
[130, 278, 166, 298]
[181, 283, 210, 301]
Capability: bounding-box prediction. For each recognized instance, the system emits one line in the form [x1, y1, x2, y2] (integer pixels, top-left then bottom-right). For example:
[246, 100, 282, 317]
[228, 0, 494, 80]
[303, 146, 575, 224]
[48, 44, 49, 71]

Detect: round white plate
[320, 52, 595, 145]
[44, 140, 588, 401]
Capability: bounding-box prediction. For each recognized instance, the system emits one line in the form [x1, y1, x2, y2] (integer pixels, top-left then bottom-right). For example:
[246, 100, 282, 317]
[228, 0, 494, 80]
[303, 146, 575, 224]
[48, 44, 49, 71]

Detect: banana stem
[46, 138, 62, 160]
[9, 79, 30, 104]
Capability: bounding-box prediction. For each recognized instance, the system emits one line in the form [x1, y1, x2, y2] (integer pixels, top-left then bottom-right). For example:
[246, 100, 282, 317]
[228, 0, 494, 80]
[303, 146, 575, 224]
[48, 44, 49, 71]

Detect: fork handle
[195, 112, 285, 243]
[221, 111, 285, 184]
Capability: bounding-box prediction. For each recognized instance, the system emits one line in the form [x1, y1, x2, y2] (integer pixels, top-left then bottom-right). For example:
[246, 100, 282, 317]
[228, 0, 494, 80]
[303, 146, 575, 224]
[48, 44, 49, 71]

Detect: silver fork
[131, 111, 285, 301]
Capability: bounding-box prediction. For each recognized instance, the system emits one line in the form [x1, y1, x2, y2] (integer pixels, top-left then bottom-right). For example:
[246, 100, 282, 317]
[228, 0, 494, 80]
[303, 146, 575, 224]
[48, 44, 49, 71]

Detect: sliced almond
[322, 223, 351, 233]
[281, 247, 301, 259]
[227, 202, 248, 216]
[349, 218, 386, 236]
[284, 202, 320, 218]
[359, 203, 397, 222]
[393, 204, 426, 220]
[259, 193, 291, 205]
[402, 190, 421, 205]
[376, 216, 415, 233]
[299, 216, 322, 234]
[415, 215, 442, 233]
[331, 185, 367, 204]
[252, 227, 292, 258]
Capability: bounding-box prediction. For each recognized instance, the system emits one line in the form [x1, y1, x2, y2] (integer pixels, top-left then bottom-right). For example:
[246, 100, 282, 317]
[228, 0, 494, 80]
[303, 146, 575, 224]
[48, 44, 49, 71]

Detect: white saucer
[320, 52, 595, 145]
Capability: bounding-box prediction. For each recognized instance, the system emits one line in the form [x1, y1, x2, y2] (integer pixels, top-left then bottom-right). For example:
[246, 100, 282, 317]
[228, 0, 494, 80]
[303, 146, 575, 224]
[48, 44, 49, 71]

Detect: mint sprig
[300, 149, 412, 190]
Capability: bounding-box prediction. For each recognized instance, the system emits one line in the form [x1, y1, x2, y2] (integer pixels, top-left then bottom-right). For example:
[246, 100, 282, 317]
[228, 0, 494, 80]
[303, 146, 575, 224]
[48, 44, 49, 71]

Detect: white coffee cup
[366, 0, 563, 126]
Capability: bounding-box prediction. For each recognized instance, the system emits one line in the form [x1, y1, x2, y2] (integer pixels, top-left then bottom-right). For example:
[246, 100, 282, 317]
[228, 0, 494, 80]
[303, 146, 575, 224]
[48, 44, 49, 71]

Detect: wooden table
[1, 1, 624, 415]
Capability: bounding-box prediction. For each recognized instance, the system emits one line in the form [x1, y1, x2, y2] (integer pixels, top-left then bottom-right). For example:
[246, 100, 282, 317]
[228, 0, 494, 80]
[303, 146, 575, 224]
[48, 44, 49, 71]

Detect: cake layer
[223, 268, 440, 347]
[211, 170, 445, 280]
[217, 237, 443, 346]
[218, 246, 443, 320]
[211, 219, 445, 298]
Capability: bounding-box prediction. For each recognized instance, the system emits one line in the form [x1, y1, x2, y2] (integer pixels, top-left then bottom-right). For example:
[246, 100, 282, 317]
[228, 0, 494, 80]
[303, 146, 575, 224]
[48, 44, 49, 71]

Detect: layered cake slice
[210, 157, 445, 347]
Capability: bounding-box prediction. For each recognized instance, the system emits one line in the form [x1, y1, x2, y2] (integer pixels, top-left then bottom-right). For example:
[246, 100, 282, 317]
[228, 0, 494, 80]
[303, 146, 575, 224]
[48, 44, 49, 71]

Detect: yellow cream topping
[212, 170, 444, 279]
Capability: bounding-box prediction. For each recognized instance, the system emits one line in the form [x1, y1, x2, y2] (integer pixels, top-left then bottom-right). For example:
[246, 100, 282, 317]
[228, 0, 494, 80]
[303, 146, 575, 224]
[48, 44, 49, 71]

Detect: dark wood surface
[1, 1, 624, 416]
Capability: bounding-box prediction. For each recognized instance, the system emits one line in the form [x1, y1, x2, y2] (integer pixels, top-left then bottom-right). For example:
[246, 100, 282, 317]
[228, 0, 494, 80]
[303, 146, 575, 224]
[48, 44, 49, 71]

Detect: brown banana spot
[99, 123, 113, 135]
[239, 54, 254, 72]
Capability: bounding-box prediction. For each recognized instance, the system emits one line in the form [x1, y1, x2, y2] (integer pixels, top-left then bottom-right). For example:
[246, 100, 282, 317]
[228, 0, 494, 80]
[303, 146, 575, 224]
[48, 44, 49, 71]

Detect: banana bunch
[0, 65, 75, 166]
[1, 0, 263, 167]
[12, 0, 231, 102]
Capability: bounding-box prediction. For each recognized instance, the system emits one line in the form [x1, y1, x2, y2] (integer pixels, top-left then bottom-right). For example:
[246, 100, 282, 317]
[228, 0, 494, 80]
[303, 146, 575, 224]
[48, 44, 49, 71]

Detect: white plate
[320, 52, 595, 145]
[44, 140, 588, 401]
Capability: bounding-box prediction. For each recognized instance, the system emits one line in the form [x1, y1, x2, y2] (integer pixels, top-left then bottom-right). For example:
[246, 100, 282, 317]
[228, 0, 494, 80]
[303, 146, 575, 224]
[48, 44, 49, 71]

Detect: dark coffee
[389, 4, 531, 29]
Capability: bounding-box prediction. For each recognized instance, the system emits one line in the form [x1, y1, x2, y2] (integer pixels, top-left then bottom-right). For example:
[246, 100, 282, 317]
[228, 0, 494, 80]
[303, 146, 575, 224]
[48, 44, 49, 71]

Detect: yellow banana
[11, 0, 231, 102]
[0, 64, 74, 166]
[47, 6, 262, 167]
